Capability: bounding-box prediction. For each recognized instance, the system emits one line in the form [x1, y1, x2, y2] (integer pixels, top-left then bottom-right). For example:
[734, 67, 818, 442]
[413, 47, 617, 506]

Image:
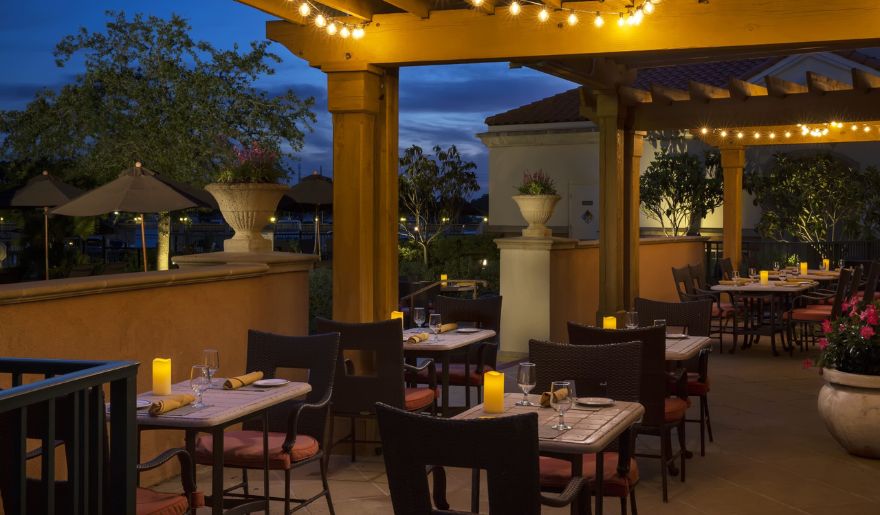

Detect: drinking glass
[625, 311, 639, 329]
[413, 307, 426, 328]
[732, 270, 740, 280]
[190, 365, 210, 408]
[429, 313, 442, 342]
[839, 259, 846, 271]
[516, 362, 536, 406]
[653, 318, 666, 327]
[748, 267, 757, 280]
[773, 261, 780, 272]
[550, 381, 574, 430]
[203, 349, 220, 386]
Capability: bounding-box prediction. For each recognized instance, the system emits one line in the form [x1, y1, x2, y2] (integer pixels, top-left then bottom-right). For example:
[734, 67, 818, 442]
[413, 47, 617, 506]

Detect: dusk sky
[0, 1, 576, 192]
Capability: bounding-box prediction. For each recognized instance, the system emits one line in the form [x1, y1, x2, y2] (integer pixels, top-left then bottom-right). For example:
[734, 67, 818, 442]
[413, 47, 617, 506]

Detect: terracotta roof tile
[484, 88, 583, 126]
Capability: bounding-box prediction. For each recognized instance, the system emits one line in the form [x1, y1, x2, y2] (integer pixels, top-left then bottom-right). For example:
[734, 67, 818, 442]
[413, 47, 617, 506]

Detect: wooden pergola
[237, 0, 880, 321]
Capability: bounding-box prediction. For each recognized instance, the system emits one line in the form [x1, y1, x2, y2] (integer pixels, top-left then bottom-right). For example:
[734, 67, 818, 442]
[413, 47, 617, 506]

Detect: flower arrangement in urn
[512, 170, 560, 238]
[816, 297, 880, 458]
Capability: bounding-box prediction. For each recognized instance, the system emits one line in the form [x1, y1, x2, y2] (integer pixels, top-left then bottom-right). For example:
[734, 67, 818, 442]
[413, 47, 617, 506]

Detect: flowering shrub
[516, 170, 557, 196]
[817, 298, 880, 375]
[216, 142, 286, 183]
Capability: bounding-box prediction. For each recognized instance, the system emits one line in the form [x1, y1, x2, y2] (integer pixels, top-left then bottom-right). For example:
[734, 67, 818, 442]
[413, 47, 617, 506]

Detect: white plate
[253, 378, 289, 387]
[137, 399, 152, 410]
[456, 328, 481, 334]
[576, 397, 614, 407]
[666, 334, 689, 340]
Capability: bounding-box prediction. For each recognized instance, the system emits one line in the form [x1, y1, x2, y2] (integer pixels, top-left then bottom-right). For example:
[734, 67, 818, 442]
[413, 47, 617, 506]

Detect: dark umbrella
[53, 162, 212, 272]
[284, 172, 332, 257]
[1, 170, 83, 280]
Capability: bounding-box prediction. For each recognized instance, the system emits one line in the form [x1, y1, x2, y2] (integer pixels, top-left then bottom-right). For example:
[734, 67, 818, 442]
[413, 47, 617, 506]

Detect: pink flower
[802, 359, 814, 369]
[864, 306, 879, 326]
[821, 319, 833, 334]
[842, 299, 851, 312]
[861, 325, 875, 339]
[818, 338, 828, 350]
[839, 323, 847, 333]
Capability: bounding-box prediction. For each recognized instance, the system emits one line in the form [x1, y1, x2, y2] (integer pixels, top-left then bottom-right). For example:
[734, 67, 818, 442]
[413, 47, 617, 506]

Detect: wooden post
[326, 66, 399, 322]
[720, 146, 745, 271]
[623, 129, 644, 310]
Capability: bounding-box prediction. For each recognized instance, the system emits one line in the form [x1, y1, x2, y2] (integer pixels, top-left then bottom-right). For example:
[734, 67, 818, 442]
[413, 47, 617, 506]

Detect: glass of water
[203, 349, 220, 386]
[653, 318, 667, 327]
[413, 307, 426, 328]
[428, 313, 442, 342]
[625, 311, 639, 329]
[748, 267, 757, 280]
[516, 362, 536, 406]
[190, 365, 210, 408]
[550, 381, 574, 430]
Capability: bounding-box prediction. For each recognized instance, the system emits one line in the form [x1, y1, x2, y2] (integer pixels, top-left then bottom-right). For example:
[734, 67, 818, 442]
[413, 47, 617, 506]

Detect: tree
[399, 144, 479, 265]
[0, 11, 315, 269]
[640, 151, 723, 237]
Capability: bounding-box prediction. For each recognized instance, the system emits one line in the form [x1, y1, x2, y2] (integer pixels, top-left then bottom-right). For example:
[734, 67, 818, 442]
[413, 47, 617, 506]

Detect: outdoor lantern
[823, 258, 830, 271]
[800, 262, 808, 275]
[152, 357, 172, 396]
[603, 316, 617, 329]
[760, 271, 769, 285]
[483, 371, 505, 414]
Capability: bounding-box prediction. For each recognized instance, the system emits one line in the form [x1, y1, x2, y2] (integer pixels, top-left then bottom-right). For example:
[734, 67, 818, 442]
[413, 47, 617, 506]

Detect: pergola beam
[473, 0, 496, 15]
[695, 122, 880, 147]
[807, 71, 851, 94]
[383, 0, 431, 18]
[689, 81, 731, 102]
[236, 0, 308, 24]
[765, 75, 808, 97]
[317, 0, 379, 20]
[853, 68, 880, 92]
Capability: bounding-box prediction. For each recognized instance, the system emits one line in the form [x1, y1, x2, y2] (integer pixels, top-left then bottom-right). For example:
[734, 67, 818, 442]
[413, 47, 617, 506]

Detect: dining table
[136, 379, 311, 515]
[455, 393, 644, 515]
[665, 335, 712, 362]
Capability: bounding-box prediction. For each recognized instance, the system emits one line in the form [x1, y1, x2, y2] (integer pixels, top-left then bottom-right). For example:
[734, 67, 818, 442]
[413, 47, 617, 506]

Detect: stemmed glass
[653, 319, 666, 327]
[190, 365, 210, 409]
[773, 261, 780, 272]
[748, 267, 758, 281]
[203, 349, 220, 386]
[625, 311, 639, 329]
[732, 270, 740, 281]
[550, 381, 574, 430]
[413, 307, 426, 328]
[428, 313, 442, 342]
[516, 363, 536, 406]
[839, 259, 846, 271]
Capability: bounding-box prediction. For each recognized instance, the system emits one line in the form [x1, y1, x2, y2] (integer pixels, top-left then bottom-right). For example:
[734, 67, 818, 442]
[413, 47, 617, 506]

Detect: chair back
[830, 268, 854, 318]
[634, 297, 712, 337]
[859, 261, 880, 309]
[671, 266, 695, 301]
[243, 331, 340, 445]
[437, 295, 502, 366]
[850, 265, 863, 297]
[567, 323, 667, 427]
[719, 258, 734, 281]
[314, 318, 406, 415]
[529, 340, 642, 402]
[688, 263, 707, 290]
[376, 403, 541, 515]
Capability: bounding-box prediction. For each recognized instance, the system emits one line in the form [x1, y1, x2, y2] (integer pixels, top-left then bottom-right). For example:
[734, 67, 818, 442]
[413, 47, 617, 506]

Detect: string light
[298, 2, 311, 16]
[292, 1, 367, 39]
[472, 0, 483, 5]
[567, 12, 579, 26]
[644, 0, 655, 14]
[352, 26, 365, 39]
[314, 14, 326, 27]
[327, 22, 337, 35]
[340, 25, 351, 38]
[634, 7, 644, 24]
[617, 13, 625, 27]
[737, 132, 744, 139]
[593, 12, 604, 27]
[696, 121, 878, 141]
[538, 8, 549, 22]
[700, 127, 708, 135]
[769, 132, 776, 139]
[720, 130, 728, 138]
[753, 132, 761, 139]
[851, 124, 859, 131]
[510, 1, 521, 15]
[785, 131, 792, 138]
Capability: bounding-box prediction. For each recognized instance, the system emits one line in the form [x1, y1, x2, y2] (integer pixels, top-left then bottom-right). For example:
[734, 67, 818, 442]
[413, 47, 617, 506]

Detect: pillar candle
[822, 259, 830, 271]
[602, 316, 617, 329]
[440, 273, 448, 287]
[483, 371, 505, 413]
[800, 262, 808, 275]
[760, 270, 769, 285]
[391, 311, 404, 330]
[152, 357, 172, 396]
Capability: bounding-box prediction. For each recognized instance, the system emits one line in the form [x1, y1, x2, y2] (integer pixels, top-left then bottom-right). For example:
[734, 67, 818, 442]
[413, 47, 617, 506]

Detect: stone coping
[172, 251, 317, 274]
[0, 263, 269, 305]
[574, 235, 709, 248]
[495, 235, 707, 251]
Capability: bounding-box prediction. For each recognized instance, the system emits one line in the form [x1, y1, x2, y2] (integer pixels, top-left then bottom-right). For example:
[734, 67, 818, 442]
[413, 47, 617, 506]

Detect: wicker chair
[858, 261, 880, 309]
[315, 318, 437, 463]
[194, 330, 339, 514]
[718, 258, 735, 280]
[567, 323, 687, 503]
[675, 264, 738, 352]
[375, 403, 585, 515]
[787, 268, 853, 351]
[635, 297, 714, 457]
[529, 339, 642, 514]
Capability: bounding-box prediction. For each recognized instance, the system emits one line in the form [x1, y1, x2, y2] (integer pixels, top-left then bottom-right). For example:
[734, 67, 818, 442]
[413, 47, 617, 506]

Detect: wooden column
[623, 129, 644, 310]
[720, 146, 745, 271]
[326, 66, 399, 322]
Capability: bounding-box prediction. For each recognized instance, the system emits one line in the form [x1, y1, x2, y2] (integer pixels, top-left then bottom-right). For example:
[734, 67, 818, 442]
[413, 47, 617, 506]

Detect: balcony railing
[0, 358, 139, 515]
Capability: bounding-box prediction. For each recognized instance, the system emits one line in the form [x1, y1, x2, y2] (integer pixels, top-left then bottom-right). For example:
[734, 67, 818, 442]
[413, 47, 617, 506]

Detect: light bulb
[851, 124, 859, 131]
[634, 8, 644, 24]
[314, 14, 326, 27]
[626, 12, 636, 25]
[352, 26, 365, 39]
[720, 130, 728, 138]
[737, 132, 744, 139]
[340, 26, 351, 38]
[865, 126, 872, 133]
[509, 1, 521, 15]
[327, 22, 337, 35]
[769, 132, 776, 139]
[298, 2, 310, 16]
[567, 12, 578, 26]
[472, 0, 483, 5]
[538, 8, 549, 22]
[700, 127, 708, 135]
[785, 131, 792, 138]
[753, 132, 761, 139]
[644, 0, 655, 14]
[593, 13, 604, 27]
[617, 13, 625, 26]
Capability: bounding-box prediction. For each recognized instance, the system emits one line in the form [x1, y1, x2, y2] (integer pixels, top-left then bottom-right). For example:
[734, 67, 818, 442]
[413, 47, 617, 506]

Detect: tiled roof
[484, 89, 583, 126]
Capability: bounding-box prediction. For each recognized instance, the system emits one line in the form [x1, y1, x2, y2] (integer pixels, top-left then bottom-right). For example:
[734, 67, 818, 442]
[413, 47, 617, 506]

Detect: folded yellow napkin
[149, 394, 195, 415]
[785, 277, 807, 283]
[223, 371, 264, 390]
[539, 388, 570, 408]
[439, 323, 458, 333]
[814, 270, 838, 276]
[719, 279, 750, 286]
[406, 332, 430, 344]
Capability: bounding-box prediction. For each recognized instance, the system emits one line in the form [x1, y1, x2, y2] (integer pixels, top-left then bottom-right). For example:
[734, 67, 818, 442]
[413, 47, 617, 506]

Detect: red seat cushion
[539, 452, 639, 497]
[712, 302, 736, 317]
[413, 363, 494, 386]
[664, 397, 689, 422]
[195, 430, 319, 470]
[136, 488, 189, 515]
[404, 387, 436, 411]
[786, 308, 830, 322]
[686, 372, 710, 396]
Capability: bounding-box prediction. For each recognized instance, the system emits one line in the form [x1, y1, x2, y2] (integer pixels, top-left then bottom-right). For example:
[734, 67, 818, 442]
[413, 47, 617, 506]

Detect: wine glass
[550, 381, 574, 430]
[190, 365, 210, 408]
[203, 349, 220, 386]
[732, 270, 740, 281]
[516, 362, 536, 406]
[748, 267, 757, 280]
[653, 318, 666, 327]
[413, 307, 426, 328]
[625, 311, 639, 329]
[428, 313, 442, 342]
[773, 261, 780, 272]
[839, 259, 846, 271]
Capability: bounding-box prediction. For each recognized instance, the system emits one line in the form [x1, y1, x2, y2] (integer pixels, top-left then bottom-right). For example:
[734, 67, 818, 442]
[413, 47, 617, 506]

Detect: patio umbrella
[53, 162, 212, 272]
[285, 172, 332, 257]
[2, 171, 83, 280]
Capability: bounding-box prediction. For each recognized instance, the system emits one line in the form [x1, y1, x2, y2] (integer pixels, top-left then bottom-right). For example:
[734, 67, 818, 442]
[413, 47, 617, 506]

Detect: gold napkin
[539, 388, 569, 408]
[439, 323, 458, 333]
[223, 371, 264, 390]
[814, 270, 838, 276]
[719, 279, 750, 286]
[785, 277, 806, 283]
[149, 394, 195, 415]
[406, 332, 430, 344]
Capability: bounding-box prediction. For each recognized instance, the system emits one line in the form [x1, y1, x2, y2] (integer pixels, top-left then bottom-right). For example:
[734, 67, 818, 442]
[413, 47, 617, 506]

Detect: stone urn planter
[818, 367, 880, 458]
[205, 183, 287, 252]
[512, 194, 560, 238]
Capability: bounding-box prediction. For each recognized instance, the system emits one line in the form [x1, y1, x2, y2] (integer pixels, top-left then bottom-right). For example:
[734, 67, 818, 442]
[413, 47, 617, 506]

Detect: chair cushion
[664, 397, 689, 422]
[136, 488, 189, 515]
[686, 372, 710, 396]
[539, 452, 639, 497]
[404, 387, 436, 411]
[712, 302, 736, 317]
[786, 308, 830, 322]
[195, 430, 319, 470]
[413, 363, 494, 385]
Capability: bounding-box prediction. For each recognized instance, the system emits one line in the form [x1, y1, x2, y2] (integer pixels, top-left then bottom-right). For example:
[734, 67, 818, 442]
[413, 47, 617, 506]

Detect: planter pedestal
[512, 194, 560, 238]
[818, 367, 880, 458]
[205, 183, 287, 253]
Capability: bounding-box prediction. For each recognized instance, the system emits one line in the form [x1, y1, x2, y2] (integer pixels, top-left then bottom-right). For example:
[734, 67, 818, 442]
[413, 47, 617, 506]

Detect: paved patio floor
[157, 338, 880, 514]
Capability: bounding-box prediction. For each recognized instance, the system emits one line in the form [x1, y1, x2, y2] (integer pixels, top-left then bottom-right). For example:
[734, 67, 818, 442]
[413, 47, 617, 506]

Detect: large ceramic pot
[511, 194, 561, 238]
[205, 183, 287, 252]
[818, 367, 880, 458]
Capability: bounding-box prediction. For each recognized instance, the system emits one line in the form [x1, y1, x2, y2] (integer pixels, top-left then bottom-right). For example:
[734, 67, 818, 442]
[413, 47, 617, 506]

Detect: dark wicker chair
[858, 261, 880, 309]
[718, 258, 735, 280]
[635, 297, 715, 457]
[676, 264, 737, 351]
[375, 403, 585, 515]
[194, 330, 340, 514]
[315, 318, 437, 463]
[529, 339, 642, 514]
[788, 268, 853, 351]
[567, 323, 687, 503]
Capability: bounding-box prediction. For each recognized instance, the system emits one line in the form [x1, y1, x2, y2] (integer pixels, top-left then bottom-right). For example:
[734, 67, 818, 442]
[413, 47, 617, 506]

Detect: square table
[403, 328, 496, 416]
[455, 393, 644, 515]
[665, 335, 712, 362]
[137, 380, 311, 514]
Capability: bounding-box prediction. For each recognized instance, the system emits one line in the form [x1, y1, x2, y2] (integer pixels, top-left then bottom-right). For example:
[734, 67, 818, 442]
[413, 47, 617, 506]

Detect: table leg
[471, 468, 480, 513]
[464, 352, 471, 408]
[594, 451, 603, 515]
[441, 354, 451, 418]
[263, 411, 270, 510]
[211, 428, 224, 515]
[185, 430, 197, 491]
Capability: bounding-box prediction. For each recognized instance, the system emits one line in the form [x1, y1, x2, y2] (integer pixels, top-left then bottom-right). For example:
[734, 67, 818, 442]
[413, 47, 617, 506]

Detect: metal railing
[399, 279, 489, 319]
[0, 358, 139, 515]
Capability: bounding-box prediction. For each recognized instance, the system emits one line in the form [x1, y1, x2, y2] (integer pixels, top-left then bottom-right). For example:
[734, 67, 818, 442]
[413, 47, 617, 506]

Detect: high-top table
[137, 380, 311, 515]
[455, 393, 644, 515]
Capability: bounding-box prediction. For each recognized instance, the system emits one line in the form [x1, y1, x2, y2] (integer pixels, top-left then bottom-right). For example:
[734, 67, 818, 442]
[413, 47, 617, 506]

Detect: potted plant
[511, 170, 560, 238]
[816, 298, 880, 458]
[205, 143, 288, 252]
